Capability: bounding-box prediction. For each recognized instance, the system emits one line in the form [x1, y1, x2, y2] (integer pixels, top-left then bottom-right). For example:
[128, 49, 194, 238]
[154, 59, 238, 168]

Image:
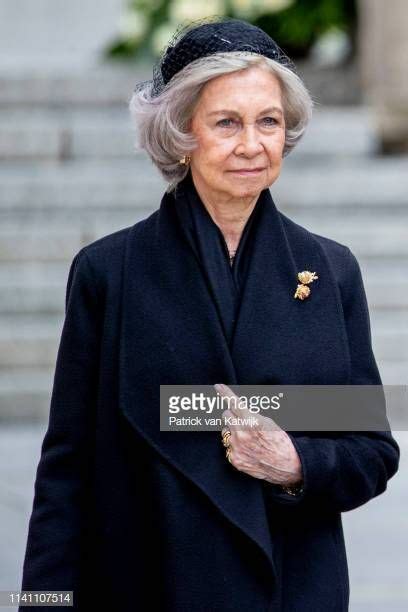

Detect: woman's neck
[191, 176, 259, 254]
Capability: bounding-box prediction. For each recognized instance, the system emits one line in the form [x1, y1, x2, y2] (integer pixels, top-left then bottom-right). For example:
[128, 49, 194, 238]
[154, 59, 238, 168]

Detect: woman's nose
[235, 124, 264, 156]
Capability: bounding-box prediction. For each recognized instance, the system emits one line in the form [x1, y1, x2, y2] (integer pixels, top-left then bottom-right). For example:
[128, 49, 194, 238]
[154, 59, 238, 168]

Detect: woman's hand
[217, 384, 303, 487]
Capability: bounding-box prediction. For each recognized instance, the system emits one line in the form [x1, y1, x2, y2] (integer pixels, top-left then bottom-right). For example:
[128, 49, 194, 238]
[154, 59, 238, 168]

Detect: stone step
[0, 229, 83, 261]
[0, 60, 360, 107]
[0, 158, 164, 210]
[0, 220, 407, 261]
[1, 359, 406, 422]
[0, 315, 61, 368]
[0, 368, 53, 422]
[0, 157, 407, 213]
[1, 214, 407, 262]
[0, 65, 144, 107]
[372, 332, 408, 362]
[0, 0, 125, 73]
[276, 156, 408, 210]
[0, 316, 405, 368]
[0, 260, 407, 313]
[0, 108, 135, 161]
[1, 224, 407, 279]
[0, 106, 377, 160]
[0, 308, 403, 334]
[1, 258, 405, 283]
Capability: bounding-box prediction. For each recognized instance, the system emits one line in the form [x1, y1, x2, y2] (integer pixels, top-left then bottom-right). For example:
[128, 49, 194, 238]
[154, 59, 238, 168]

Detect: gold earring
[179, 155, 191, 165]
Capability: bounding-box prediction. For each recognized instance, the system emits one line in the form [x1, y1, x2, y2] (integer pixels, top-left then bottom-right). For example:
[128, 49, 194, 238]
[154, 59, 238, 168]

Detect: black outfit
[19, 173, 400, 611]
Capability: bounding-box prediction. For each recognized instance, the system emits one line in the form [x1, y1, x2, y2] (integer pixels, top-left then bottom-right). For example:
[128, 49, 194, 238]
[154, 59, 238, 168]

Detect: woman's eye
[216, 118, 236, 128]
[215, 117, 278, 128]
[261, 117, 278, 126]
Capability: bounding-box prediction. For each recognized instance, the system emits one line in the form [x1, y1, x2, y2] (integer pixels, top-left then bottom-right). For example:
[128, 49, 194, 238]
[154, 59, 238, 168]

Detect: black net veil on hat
[133, 16, 298, 98]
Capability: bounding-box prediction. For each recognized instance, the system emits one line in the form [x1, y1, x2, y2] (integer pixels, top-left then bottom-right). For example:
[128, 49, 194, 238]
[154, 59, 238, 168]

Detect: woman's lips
[229, 168, 265, 176]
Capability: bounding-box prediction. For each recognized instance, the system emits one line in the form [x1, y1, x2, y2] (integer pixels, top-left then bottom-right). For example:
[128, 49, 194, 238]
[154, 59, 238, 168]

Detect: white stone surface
[0, 0, 126, 70]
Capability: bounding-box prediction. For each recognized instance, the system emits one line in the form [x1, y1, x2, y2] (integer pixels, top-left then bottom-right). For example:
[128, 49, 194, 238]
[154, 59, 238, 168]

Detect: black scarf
[173, 170, 264, 347]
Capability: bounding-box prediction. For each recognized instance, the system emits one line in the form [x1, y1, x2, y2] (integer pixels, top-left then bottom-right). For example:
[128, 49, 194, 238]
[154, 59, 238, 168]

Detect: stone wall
[358, 0, 408, 151]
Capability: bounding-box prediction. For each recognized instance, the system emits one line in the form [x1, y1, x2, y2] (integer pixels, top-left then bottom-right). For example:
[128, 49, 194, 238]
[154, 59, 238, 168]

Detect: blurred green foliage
[254, 0, 357, 58]
[105, 0, 357, 62]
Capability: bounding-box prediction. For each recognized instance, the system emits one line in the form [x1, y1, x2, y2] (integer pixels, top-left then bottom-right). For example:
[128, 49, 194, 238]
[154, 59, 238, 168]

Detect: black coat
[20, 184, 400, 611]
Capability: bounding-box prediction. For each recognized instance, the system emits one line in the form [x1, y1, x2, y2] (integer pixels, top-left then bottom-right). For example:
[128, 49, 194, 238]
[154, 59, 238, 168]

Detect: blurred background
[0, 0, 407, 610]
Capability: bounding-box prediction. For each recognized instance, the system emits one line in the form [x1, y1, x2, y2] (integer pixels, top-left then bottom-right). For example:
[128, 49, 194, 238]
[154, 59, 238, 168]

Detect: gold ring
[225, 446, 233, 464]
[222, 430, 231, 447]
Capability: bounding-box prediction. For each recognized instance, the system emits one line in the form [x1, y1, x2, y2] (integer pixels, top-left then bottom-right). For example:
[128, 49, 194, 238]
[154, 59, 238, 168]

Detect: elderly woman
[20, 17, 399, 612]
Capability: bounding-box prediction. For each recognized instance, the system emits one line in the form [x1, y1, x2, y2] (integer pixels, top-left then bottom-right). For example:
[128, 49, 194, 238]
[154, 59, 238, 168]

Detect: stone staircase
[0, 67, 407, 420]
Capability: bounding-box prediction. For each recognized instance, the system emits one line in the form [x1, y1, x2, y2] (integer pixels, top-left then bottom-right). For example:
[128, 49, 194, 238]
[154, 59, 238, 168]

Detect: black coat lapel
[118, 185, 350, 585]
[230, 189, 350, 384]
[118, 193, 277, 581]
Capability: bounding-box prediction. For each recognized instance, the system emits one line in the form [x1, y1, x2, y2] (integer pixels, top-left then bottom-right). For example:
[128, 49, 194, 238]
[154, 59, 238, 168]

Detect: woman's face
[189, 64, 286, 201]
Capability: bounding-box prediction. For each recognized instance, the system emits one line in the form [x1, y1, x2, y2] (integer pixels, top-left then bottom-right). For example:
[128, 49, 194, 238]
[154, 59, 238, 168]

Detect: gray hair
[129, 52, 314, 192]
